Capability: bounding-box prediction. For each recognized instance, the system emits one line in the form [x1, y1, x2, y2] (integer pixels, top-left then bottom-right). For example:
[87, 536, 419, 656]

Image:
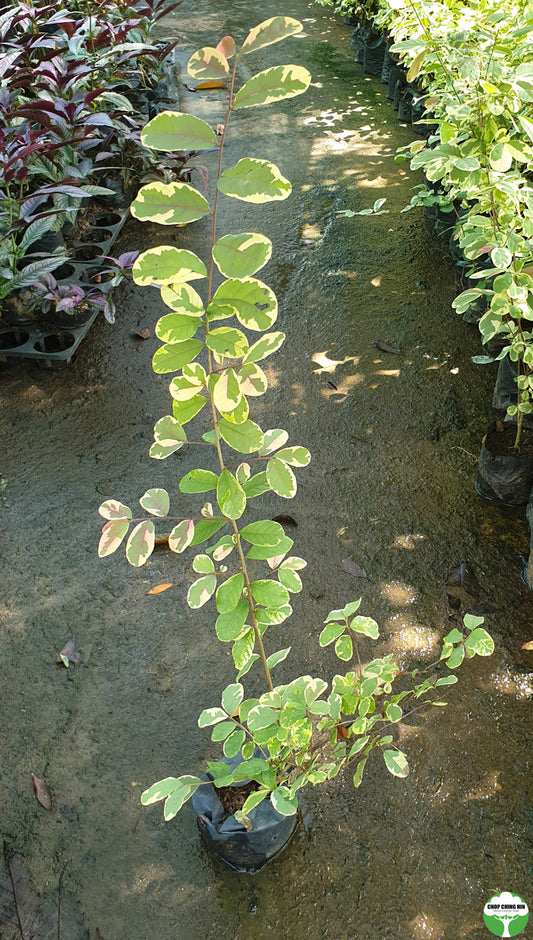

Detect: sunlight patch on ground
[394, 533, 426, 550]
[380, 581, 418, 606]
[384, 613, 440, 656]
[462, 770, 502, 802]
[409, 911, 446, 940]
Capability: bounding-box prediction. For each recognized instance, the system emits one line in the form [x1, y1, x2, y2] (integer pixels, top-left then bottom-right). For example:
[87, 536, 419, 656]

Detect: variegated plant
[97, 17, 494, 827]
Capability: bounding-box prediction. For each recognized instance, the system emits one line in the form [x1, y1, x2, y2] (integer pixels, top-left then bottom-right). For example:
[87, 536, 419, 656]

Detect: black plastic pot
[387, 65, 405, 101]
[363, 33, 385, 76]
[476, 422, 533, 506]
[523, 488, 533, 588]
[397, 87, 413, 122]
[352, 26, 370, 64]
[191, 756, 298, 873]
[380, 46, 395, 84]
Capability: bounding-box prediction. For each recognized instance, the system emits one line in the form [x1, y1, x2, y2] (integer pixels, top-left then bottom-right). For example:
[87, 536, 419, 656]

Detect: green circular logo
[484, 892, 529, 937]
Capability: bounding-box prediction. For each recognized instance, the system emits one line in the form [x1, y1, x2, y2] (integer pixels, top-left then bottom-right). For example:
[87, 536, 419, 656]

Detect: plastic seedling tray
[0, 207, 128, 367]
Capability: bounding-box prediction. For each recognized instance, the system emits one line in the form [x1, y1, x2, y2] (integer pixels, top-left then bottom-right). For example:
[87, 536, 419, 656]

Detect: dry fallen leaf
[56, 636, 83, 666]
[31, 773, 52, 811]
[131, 329, 150, 340]
[216, 123, 225, 136]
[521, 640, 533, 650]
[341, 558, 368, 579]
[146, 583, 173, 595]
[195, 80, 227, 90]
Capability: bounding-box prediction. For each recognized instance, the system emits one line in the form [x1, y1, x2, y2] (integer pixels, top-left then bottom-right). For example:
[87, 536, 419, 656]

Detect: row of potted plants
[0, 0, 210, 325]
[97, 16, 495, 871]
[318, 0, 533, 581]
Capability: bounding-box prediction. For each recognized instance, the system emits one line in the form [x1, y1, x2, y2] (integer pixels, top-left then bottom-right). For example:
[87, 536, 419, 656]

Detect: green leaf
[464, 628, 494, 658]
[215, 599, 250, 642]
[187, 574, 217, 609]
[259, 429, 289, 455]
[152, 339, 205, 374]
[217, 469, 247, 520]
[188, 46, 230, 81]
[463, 614, 485, 631]
[240, 520, 286, 546]
[224, 729, 246, 758]
[246, 535, 293, 560]
[212, 232, 272, 278]
[243, 331, 285, 363]
[209, 277, 277, 330]
[274, 446, 311, 467]
[141, 111, 218, 151]
[335, 634, 353, 661]
[270, 786, 299, 816]
[98, 500, 132, 521]
[198, 706, 227, 727]
[179, 469, 218, 494]
[435, 675, 458, 687]
[211, 720, 235, 742]
[172, 395, 207, 425]
[446, 646, 465, 669]
[216, 573, 244, 614]
[206, 327, 249, 358]
[385, 703, 403, 722]
[240, 788, 269, 817]
[491, 246, 513, 269]
[240, 16, 303, 55]
[150, 414, 187, 459]
[126, 521, 155, 567]
[278, 567, 302, 593]
[218, 417, 264, 453]
[192, 553, 215, 574]
[352, 757, 367, 788]
[190, 519, 226, 547]
[251, 579, 290, 609]
[350, 616, 379, 639]
[131, 184, 210, 227]
[160, 282, 205, 316]
[233, 629, 256, 673]
[156, 313, 201, 343]
[266, 647, 291, 670]
[133, 247, 207, 287]
[348, 736, 370, 759]
[266, 456, 297, 498]
[383, 749, 409, 778]
[222, 682, 244, 716]
[163, 780, 199, 820]
[168, 519, 195, 553]
[238, 362, 268, 397]
[139, 488, 169, 517]
[319, 621, 345, 646]
[233, 65, 311, 110]
[98, 519, 130, 558]
[243, 471, 271, 498]
[217, 158, 291, 203]
[141, 776, 179, 805]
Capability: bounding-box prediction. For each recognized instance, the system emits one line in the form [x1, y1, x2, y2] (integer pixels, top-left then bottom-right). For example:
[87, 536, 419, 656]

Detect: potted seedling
[97, 17, 495, 871]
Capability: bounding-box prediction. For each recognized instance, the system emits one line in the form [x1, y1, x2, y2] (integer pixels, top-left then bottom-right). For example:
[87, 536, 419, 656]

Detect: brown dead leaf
[195, 80, 227, 90]
[216, 123, 225, 136]
[336, 723, 349, 741]
[146, 583, 173, 595]
[130, 329, 150, 340]
[521, 640, 533, 650]
[341, 558, 367, 579]
[56, 636, 83, 666]
[31, 774, 52, 811]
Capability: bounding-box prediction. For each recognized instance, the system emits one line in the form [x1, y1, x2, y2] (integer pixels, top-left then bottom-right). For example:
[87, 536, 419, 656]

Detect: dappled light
[462, 770, 502, 803]
[380, 580, 418, 606]
[409, 911, 446, 940]
[394, 533, 426, 550]
[384, 612, 441, 657]
[479, 667, 533, 701]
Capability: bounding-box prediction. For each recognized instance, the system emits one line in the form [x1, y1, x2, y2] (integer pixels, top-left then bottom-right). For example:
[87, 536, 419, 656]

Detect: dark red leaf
[31, 774, 52, 811]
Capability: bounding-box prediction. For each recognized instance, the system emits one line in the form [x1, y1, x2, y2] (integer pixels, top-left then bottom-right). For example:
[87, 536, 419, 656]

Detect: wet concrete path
[0, 1, 531, 937]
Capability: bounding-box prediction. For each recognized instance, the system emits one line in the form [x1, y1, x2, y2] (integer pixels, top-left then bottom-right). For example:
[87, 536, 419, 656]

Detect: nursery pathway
[0, 1, 531, 938]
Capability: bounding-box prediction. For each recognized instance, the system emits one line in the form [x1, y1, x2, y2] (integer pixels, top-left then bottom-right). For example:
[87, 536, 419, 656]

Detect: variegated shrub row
[97, 17, 494, 827]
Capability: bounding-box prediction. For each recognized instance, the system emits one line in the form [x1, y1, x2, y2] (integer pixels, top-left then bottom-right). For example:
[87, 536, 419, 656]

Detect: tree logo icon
[484, 892, 529, 937]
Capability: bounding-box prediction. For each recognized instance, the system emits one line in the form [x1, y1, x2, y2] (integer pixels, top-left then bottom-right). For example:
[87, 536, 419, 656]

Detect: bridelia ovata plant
[97, 17, 495, 827]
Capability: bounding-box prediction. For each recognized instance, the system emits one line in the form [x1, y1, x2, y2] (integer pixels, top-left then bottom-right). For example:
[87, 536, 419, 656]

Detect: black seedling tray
[0, 206, 128, 367]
